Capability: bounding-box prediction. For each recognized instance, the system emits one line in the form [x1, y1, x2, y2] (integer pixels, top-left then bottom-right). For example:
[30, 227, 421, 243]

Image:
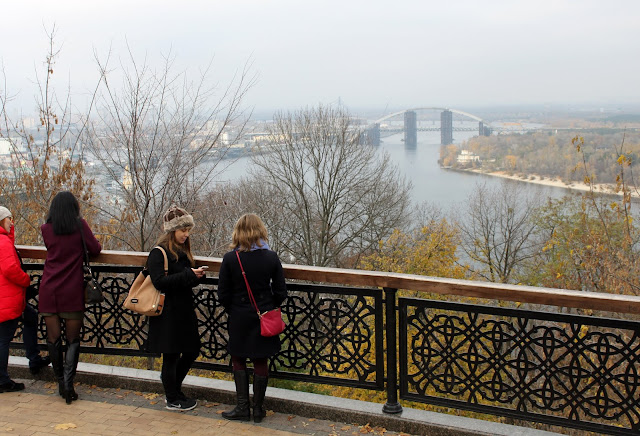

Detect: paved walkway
[0, 379, 410, 436]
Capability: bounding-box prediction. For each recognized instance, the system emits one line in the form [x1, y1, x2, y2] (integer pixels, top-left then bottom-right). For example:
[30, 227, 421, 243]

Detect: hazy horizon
[1, 0, 639, 117]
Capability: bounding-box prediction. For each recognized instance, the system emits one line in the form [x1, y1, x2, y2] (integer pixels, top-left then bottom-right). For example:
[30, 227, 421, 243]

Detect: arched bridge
[366, 107, 492, 147]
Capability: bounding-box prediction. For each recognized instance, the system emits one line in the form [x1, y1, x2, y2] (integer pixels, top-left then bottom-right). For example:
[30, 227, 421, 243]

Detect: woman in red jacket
[39, 192, 101, 404]
[0, 206, 32, 392]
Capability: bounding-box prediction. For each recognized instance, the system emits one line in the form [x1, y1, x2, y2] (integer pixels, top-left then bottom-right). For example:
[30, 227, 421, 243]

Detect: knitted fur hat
[163, 205, 195, 233]
[0, 206, 11, 222]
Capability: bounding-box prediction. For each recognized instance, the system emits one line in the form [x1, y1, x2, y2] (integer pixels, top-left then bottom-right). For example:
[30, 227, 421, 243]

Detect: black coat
[217, 249, 287, 359]
[145, 246, 201, 354]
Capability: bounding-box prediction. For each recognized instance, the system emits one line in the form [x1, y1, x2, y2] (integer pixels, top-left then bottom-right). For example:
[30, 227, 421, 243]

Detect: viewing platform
[8, 246, 640, 435]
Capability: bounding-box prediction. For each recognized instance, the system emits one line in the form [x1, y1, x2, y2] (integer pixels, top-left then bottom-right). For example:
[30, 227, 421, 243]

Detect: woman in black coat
[146, 206, 206, 411]
[217, 213, 287, 423]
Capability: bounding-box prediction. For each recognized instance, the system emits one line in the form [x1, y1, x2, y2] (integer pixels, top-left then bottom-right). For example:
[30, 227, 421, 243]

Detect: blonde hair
[156, 228, 195, 266]
[230, 214, 268, 252]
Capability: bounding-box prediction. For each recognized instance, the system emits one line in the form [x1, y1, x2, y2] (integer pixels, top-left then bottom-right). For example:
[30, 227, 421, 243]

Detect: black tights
[161, 351, 199, 402]
[231, 355, 269, 377]
[44, 315, 82, 344]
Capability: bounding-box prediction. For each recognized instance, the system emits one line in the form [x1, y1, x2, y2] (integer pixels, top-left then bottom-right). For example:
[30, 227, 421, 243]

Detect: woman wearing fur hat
[217, 213, 287, 423]
[39, 192, 102, 404]
[146, 205, 206, 411]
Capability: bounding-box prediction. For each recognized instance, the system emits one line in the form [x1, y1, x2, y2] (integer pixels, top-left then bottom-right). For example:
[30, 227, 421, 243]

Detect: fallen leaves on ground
[54, 423, 77, 430]
[359, 423, 373, 433]
[143, 392, 160, 400]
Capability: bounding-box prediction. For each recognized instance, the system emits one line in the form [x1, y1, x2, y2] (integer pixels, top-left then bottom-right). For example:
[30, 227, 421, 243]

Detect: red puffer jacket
[0, 225, 30, 323]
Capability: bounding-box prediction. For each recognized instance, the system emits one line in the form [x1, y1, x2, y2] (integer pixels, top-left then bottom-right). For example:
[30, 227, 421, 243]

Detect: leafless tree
[190, 178, 288, 258]
[0, 27, 97, 244]
[458, 181, 542, 283]
[250, 105, 411, 267]
[83, 46, 255, 251]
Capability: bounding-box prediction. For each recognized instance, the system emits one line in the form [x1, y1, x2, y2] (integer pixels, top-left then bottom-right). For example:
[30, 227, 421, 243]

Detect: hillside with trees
[443, 129, 640, 187]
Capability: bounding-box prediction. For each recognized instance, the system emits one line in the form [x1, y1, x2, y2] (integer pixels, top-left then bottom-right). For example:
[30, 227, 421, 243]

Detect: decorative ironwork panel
[83, 266, 148, 350]
[399, 298, 640, 435]
[273, 283, 383, 389]
[193, 279, 229, 362]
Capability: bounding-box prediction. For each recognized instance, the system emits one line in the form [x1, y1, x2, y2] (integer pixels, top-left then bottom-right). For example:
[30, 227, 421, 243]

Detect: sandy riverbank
[463, 169, 635, 197]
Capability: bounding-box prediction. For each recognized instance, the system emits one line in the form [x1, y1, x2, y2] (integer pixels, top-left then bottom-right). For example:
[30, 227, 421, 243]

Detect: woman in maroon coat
[39, 192, 101, 404]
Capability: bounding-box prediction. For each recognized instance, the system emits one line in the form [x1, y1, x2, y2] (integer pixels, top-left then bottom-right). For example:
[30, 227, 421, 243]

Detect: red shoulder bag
[235, 250, 286, 337]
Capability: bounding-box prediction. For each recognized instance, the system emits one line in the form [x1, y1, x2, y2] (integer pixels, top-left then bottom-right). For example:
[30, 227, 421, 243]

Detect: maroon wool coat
[39, 219, 102, 313]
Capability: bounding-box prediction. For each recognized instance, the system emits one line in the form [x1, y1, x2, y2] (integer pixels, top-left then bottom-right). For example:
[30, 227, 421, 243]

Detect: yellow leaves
[571, 135, 584, 149]
[617, 154, 630, 166]
[143, 392, 159, 400]
[578, 325, 589, 339]
[54, 423, 77, 430]
[359, 221, 466, 280]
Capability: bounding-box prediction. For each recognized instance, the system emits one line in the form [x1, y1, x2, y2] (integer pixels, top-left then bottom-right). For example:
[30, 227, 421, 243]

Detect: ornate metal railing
[399, 298, 640, 436]
[11, 247, 640, 435]
[18, 263, 384, 390]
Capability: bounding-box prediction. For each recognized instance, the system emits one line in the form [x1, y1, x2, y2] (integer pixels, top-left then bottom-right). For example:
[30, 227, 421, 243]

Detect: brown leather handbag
[123, 246, 168, 316]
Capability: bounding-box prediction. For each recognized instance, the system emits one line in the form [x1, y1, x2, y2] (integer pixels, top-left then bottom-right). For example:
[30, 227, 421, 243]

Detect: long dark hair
[46, 191, 81, 235]
[156, 230, 195, 267]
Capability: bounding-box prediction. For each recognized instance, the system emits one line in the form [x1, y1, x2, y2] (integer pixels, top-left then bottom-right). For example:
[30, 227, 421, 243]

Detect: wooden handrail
[17, 245, 640, 315]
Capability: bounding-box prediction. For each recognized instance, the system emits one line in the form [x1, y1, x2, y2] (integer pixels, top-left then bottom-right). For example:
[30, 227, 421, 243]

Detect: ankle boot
[46, 339, 65, 397]
[63, 339, 80, 404]
[222, 370, 250, 421]
[252, 374, 268, 423]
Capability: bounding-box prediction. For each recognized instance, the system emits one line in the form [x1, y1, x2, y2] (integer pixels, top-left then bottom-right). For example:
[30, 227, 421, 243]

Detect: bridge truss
[366, 107, 493, 146]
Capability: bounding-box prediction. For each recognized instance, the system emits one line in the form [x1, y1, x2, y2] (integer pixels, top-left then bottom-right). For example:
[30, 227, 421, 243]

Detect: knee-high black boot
[46, 339, 65, 397]
[252, 375, 268, 423]
[222, 370, 250, 421]
[63, 339, 80, 404]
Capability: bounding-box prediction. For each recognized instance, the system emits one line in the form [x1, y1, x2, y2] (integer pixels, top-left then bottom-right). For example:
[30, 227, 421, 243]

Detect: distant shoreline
[450, 168, 636, 197]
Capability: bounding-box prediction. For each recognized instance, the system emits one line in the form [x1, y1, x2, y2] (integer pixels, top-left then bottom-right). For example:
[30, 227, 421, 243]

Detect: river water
[214, 128, 572, 214]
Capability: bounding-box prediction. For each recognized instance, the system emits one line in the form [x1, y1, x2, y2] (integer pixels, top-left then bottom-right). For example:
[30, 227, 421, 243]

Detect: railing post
[382, 287, 402, 414]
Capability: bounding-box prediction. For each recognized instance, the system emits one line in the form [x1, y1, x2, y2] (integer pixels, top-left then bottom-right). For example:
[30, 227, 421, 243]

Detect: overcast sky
[1, 0, 639, 117]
